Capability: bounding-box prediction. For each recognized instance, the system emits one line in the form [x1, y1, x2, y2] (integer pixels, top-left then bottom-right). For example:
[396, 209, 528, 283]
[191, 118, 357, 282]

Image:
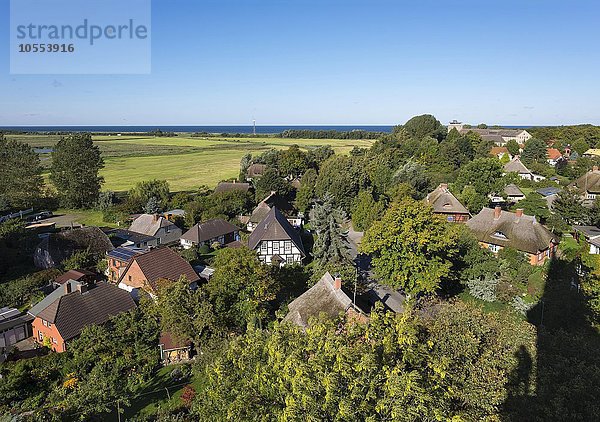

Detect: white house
[248, 207, 305, 266]
[503, 157, 545, 182]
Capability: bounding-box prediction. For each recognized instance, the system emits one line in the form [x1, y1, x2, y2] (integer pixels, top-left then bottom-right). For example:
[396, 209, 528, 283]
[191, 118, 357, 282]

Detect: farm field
[6, 133, 374, 192]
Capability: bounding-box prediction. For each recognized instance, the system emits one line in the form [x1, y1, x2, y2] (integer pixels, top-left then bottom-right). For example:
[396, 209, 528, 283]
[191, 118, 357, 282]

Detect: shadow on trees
[504, 258, 600, 420]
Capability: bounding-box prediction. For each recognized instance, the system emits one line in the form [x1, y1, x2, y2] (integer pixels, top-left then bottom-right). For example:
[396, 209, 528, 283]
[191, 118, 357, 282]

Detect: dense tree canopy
[50, 134, 104, 208]
[361, 199, 459, 296]
[309, 193, 352, 265]
[0, 139, 44, 209]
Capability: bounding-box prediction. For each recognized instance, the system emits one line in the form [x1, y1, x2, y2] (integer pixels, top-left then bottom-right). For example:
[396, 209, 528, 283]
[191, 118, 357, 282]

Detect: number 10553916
[18, 44, 75, 53]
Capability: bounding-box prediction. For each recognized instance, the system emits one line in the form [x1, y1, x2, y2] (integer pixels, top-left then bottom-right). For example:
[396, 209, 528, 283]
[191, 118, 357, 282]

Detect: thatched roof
[504, 157, 531, 175]
[283, 272, 359, 328]
[181, 219, 239, 243]
[504, 184, 525, 197]
[466, 208, 558, 254]
[34, 227, 113, 269]
[572, 169, 600, 194]
[426, 184, 469, 215]
[214, 181, 251, 194]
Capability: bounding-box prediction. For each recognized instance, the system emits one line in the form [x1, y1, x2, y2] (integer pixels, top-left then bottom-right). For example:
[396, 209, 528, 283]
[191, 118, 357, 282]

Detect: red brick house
[117, 247, 200, 297]
[106, 247, 144, 283]
[29, 281, 135, 352]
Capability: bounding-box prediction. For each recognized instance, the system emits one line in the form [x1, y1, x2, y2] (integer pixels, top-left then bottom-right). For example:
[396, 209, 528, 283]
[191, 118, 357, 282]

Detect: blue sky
[1, 0, 600, 126]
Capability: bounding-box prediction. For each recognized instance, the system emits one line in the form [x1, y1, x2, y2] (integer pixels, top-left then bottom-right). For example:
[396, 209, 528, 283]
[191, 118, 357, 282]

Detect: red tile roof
[547, 148, 562, 160]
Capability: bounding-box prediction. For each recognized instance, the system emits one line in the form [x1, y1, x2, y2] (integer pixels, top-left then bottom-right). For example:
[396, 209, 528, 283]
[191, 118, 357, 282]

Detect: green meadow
[6, 134, 374, 192]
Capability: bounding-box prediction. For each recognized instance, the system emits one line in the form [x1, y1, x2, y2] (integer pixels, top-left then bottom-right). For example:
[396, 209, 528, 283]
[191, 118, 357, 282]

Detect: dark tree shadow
[504, 258, 600, 421]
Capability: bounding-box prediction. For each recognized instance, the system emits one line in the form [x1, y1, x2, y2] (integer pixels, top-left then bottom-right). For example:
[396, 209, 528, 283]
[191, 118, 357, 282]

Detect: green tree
[361, 199, 459, 295]
[521, 138, 548, 165]
[459, 185, 488, 214]
[351, 189, 385, 232]
[309, 194, 352, 265]
[239, 152, 253, 181]
[157, 277, 219, 351]
[506, 139, 520, 156]
[254, 168, 291, 201]
[50, 134, 104, 208]
[129, 179, 170, 210]
[553, 188, 589, 225]
[402, 114, 446, 141]
[295, 168, 317, 213]
[511, 193, 550, 222]
[277, 145, 310, 178]
[144, 196, 161, 214]
[572, 137, 590, 155]
[393, 159, 430, 198]
[205, 247, 279, 331]
[314, 155, 368, 212]
[0, 138, 44, 208]
[455, 157, 504, 197]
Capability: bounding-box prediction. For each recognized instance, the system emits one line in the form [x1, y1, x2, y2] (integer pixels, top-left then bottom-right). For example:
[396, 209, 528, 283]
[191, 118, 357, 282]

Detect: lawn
[10, 134, 374, 192]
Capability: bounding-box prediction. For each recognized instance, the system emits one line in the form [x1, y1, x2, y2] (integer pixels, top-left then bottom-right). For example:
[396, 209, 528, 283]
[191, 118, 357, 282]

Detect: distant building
[245, 163, 267, 181]
[243, 191, 303, 232]
[572, 166, 600, 200]
[546, 148, 564, 167]
[283, 272, 366, 328]
[214, 181, 251, 194]
[460, 128, 532, 146]
[466, 206, 558, 266]
[117, 247, 200, 298]
[248, 207, 305, 266]
[447, 120, 465, 133]
[504, 157, 545, 182]
[53, 269, 98, 289]
[503, 184, 526, 203]
[490, 146, 511, 160]
[180, 218, 240, 249]
[583, 149, 600, 158]
[573, 226, 600, 255]
[425, 183, 470, 223]
[163, 209, 186, 222]
[129, 214, 182, 245]
[29, 281, 135, 352]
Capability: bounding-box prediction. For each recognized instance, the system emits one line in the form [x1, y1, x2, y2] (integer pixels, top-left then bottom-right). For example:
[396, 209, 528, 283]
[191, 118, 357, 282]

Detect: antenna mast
[253, 119, 256, 136]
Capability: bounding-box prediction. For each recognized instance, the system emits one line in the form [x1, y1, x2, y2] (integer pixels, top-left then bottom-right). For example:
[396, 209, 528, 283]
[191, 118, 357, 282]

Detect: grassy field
[7, 133, 374, 192]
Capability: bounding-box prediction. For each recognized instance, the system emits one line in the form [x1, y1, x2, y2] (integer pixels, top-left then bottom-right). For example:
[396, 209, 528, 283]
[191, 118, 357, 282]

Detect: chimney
[440, 183, 448, 190]
[64, 282, 72, 294]
[153, 214, 159, 222]
[76, 283, 88, 294]
[333, 275, 342, 290]
[494, 206, 502, 219]
[594, 166, 599, 172]
[515, 209, 523, 218]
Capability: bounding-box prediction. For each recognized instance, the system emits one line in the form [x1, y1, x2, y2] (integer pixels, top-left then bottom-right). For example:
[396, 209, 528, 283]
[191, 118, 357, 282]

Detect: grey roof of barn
[504, 157, 532, 175]
[129, 214, 176, 237]
[36, 282, 136, 341]
[426, 184, 470, 215]
[29, 280, 84, 318]
[248, 207, 305, 255]
[504, 184, 525, 197]
[214, 181, 251, 194]
[283, 272, 361, 328]
[180, 218, 239, 243]
[34, 227, 114, 269]
[572, 169, 600, 194]
[466, 208, 558, 254]
[536, 187, 561, 197]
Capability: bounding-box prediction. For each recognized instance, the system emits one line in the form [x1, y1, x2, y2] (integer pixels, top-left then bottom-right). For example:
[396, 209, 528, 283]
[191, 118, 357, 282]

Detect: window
[488, 244, 500, 253]
[284, 241, 291, 252]
[492, 231, 507, 239]
[128, 275, 132, 282]
[52, 337, 57, 344]
[273, 241, 280, 252]
[42, 320, 48, 327]
[260, 242, 267, 253]
[38, 331, 43, 341]
[286, 256, 294, 264]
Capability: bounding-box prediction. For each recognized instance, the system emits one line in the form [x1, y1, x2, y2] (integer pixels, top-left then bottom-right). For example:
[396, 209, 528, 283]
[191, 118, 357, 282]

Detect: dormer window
[492, 231, 507, 239]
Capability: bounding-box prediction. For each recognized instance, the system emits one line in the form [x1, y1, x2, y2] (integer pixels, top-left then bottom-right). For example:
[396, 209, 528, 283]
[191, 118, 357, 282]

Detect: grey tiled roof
[180, 219, 239, 243]
[248, 207, 305, 255]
